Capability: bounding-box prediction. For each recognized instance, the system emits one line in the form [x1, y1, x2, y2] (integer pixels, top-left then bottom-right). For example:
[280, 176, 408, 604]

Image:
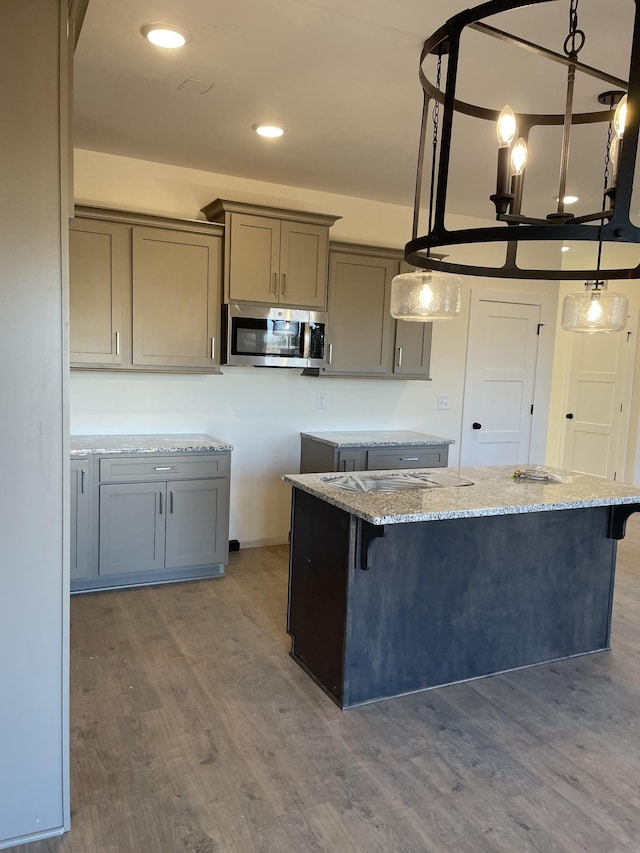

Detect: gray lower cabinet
[300, 436, 449, 473]
[100, 478, 227, 575]
[71, 451, 230, 592]
[70, 458, 93, 580]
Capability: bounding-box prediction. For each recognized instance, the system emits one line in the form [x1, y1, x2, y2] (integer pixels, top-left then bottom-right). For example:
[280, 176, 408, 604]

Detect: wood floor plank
[11, 524, 640, 852]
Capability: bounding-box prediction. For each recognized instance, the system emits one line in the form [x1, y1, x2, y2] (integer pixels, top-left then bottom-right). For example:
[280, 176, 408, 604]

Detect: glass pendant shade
[390, 270, 462, 321]
[561, 282, 628, 333]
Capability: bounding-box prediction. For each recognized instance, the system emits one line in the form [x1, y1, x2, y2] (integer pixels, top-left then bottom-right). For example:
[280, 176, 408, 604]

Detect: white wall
[72, 149, 559, 546]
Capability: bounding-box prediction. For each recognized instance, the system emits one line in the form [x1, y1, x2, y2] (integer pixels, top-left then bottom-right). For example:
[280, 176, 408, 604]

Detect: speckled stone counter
[299, 430, 454, 448]
[299, 430, 453, 474]
[71, 433, 233, 455]
[284, 464, 640, 525]
[286, 464, 640, 708]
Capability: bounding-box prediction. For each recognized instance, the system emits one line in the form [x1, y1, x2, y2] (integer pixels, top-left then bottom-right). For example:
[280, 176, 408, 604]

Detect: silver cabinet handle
[396, 346, 403, 367]
[400, 456, 419, 461]
[81, 469, 86, 494]
[282, 272, 287, 296]
[328, 343, 333, 365]
[273, 272, 278, 295]
[159, 491, 163, 515]
[115, 331, 120, 356]
[211, 336, 215, 360]
[154, 466, 173, 471]
[169, 491, 174, 514]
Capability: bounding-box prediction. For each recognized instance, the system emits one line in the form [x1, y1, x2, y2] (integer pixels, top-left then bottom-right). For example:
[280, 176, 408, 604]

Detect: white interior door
[461, 297, 541, 466]
[561, 312, 637, 480]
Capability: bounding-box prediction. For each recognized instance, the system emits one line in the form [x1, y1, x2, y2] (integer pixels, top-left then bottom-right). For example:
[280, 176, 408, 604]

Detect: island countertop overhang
[283, 465, 640, 525]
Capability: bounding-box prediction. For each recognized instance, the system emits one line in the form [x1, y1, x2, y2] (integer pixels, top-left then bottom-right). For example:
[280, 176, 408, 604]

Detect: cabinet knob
[566, 413, 574, 420]
[472, 422, 482, 430]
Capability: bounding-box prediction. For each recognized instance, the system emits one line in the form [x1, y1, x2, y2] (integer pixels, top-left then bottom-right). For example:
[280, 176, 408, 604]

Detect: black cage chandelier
[392, 0, 640, 331]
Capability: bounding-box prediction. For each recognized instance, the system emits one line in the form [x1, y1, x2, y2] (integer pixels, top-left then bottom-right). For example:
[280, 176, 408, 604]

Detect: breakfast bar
[283, 465, 640, 708]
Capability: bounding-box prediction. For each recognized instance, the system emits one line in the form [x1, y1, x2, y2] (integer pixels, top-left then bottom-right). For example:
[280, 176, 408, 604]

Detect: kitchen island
[283, 465, 640, 708]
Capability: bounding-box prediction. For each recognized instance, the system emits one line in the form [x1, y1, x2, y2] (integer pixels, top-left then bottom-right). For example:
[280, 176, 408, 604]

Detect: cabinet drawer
[99, 454, 229, 483]
[366, 446, 448, 470]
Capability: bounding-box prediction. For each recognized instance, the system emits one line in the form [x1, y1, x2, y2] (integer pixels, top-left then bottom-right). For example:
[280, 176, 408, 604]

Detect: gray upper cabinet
[393, 317, 433, 377]
[201, 199, 340, 309]
[322, 244, 432, 380]
[69, 218, 129, 367]
[325, 251, 395, 375]
[131, 226, 221, 369]
[69, 207, 224, 373]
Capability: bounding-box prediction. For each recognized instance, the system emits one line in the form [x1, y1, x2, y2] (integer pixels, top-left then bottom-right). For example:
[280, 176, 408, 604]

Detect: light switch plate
[316, 393, 327, 410]
[437, 395, 450, 411]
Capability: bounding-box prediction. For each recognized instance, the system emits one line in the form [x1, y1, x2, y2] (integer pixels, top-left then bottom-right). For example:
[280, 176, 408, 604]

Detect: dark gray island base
[284, 466, 640, 708]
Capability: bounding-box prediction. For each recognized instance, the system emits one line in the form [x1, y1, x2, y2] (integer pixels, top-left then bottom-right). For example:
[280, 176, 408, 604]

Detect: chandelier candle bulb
[614, 95, 628, 139]
[491, 105, 517, 213]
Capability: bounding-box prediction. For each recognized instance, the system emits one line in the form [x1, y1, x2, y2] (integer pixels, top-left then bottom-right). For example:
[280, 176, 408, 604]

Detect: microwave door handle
[302, 322, 311, 358]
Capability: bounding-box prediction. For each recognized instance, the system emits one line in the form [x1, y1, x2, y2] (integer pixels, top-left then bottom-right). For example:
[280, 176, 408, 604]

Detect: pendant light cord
[426, 53, 443, 260]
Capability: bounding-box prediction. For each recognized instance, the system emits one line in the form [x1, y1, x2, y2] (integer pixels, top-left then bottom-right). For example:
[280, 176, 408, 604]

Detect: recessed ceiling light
[253, 123, 286, 138]
[561, 245, 570, 252]
[141, 23, 190, 49]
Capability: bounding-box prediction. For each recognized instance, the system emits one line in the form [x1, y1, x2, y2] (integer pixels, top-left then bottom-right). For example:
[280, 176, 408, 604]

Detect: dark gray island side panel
[287, 489, 618, 708]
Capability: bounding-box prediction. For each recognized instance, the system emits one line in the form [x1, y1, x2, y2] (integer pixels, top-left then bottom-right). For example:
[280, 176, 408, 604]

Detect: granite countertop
[70, 434, 233, 456]
[283, 465, 640, 525]
[300, 430, 455, 447]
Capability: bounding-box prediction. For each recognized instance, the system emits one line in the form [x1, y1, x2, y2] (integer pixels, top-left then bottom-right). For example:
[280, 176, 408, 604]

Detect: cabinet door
[69, 218, 129, 366]
[165, 479, 228, 568]
[337, 450, 367, 472]
[99, 483, 165, 575]
[325, 252, 396, 374]
[70, 460, 92, 579]
[227, 213, 280, 302]
[280, 221, 328, 308]
[393, 319, 432, 377]
[132, 226, 221, 369]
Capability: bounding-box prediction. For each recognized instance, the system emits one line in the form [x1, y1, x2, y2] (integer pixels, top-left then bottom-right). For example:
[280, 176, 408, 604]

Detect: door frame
[460, 286, 558, 466]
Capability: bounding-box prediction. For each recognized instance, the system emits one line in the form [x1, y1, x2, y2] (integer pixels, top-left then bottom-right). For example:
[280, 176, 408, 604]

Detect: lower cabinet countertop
[299, 430, 454, 448]
[283, 465, 640, 525]
[71, 433, 233, 455]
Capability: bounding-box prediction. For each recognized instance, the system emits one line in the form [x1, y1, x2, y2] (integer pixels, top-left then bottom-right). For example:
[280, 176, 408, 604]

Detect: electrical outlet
[437, 395, 450, 411]
[316, 393, 327, 410]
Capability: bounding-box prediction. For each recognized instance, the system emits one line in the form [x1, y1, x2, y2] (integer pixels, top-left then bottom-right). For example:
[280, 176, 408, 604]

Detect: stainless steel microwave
[223, 302, 327, 367]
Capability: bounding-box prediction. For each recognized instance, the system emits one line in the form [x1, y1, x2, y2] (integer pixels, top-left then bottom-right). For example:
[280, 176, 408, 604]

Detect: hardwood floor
[13, 517, 640, 852]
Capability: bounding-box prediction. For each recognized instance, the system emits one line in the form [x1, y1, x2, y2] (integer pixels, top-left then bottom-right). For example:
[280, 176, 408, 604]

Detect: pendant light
[562, 91, 629, 333]
[390, 51, 462, 322]
[561, 281, 628, 332]
[402, 0, 640, 286]
[390, 269, 462, 320]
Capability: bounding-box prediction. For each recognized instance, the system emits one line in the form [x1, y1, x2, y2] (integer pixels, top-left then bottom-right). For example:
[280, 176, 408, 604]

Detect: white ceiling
[74, 0, 634, 220]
